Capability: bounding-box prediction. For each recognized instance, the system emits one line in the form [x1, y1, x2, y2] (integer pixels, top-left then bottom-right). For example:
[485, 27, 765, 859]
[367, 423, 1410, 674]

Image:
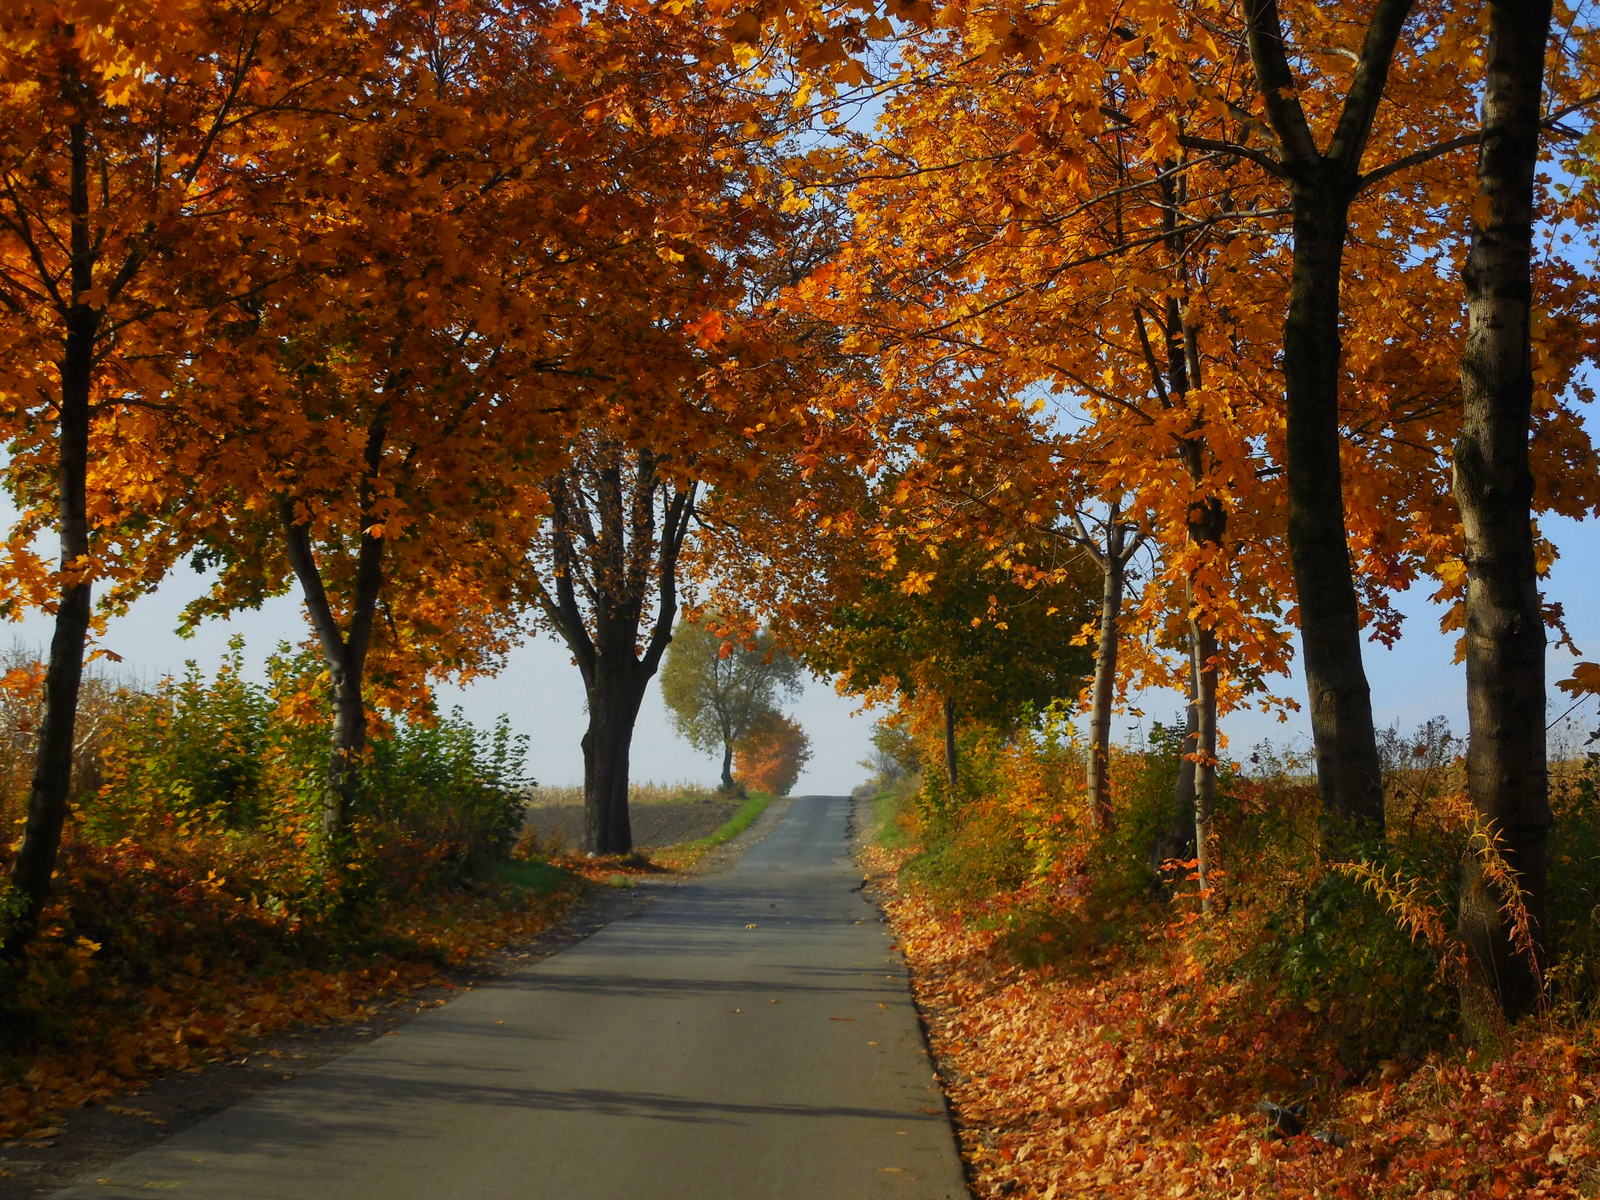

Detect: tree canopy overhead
[0, 0, 1594, 1037]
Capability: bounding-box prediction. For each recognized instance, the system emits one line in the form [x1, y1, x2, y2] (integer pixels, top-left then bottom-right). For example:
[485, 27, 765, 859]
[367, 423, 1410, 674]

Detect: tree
[1453, 0, 1556, 1023]
[734, 711, 812, 797]
[772, 0, 1599, 868]
[812, 526, 1097, 790]
[660, 618, 803, 793]
[166, 0, 586, 856]
[0, 0, 373, 951]
[528, 438, 696, 856]
[1064, 505, 1146, 831]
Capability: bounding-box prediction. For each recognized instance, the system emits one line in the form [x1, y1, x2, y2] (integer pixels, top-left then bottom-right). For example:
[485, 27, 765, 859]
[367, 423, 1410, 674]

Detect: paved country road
[51, 796, 969, 1200]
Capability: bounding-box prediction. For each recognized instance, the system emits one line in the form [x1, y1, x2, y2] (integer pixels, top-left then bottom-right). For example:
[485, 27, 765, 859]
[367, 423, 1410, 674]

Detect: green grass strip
[491, 857, 582, 894]
[676, 791, 775, 854]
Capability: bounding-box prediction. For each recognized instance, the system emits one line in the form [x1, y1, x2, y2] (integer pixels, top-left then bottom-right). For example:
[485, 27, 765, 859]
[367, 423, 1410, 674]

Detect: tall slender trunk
[1284, 183, 1386, 846]
[5, 120, 99, 956]
[281, 497, 385, 850]
[1455, 0, 1554, 1024]
[1153, 679, 1201, 886]
[326, 654, 368, 839]
[1188, 599, 1220, 917]
[720, 740, 736, 793]
[1244, 0, 1414, 849]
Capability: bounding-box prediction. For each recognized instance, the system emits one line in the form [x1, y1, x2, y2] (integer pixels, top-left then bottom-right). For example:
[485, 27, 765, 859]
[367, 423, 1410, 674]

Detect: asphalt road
[52, 795, 968, 1200]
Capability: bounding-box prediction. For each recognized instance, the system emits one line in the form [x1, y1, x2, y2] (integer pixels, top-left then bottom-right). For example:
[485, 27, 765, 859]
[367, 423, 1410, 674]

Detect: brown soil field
[522, 796, 745, 852]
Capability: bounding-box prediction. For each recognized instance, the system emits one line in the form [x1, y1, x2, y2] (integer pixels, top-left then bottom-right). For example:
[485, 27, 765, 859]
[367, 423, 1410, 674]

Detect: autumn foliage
[864, 716, 1600, 1198]
[1, 0, 1599, 1177]
[732, 712, 812, 798]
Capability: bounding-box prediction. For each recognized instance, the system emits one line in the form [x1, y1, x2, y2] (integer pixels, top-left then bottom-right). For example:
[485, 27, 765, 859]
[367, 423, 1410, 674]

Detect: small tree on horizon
[660, 618, 803, 793]
[735, 711, 812, 797]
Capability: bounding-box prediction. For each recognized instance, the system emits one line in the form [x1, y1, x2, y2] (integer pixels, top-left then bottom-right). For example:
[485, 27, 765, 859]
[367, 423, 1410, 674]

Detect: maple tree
[660, 617, 803, 793]
[0, 0, 379, 951]
[773, 0, 1596, 898]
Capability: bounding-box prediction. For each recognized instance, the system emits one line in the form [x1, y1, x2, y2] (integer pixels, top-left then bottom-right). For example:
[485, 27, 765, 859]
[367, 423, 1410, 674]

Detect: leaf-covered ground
[870, 847, 1600, 1199]
[0, 876, 584, 1145]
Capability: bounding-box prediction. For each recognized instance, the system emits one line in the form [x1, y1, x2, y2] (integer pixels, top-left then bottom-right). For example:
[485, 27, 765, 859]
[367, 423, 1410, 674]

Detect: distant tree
[660, 619, 803, 793]
[734, 712, 812, 797]
[528, 438, 696, 856]
[812, 540, 1097, 790]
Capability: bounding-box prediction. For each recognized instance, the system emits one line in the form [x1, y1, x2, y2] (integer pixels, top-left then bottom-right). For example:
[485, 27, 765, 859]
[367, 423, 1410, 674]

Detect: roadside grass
[491, 857, 582, 894]
[652, 792, 776, 871]
[870, 782, 917, 850]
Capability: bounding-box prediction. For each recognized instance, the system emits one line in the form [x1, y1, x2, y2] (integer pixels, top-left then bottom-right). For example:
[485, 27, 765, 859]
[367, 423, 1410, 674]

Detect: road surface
[52, 795, 968, 1199]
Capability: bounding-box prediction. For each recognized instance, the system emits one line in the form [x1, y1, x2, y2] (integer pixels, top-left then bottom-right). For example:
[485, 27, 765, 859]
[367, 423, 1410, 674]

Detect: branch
[1177, 133, 1287, 179]
[1358, 131, 1481, 190]
[1327, 0, 1418, 171]
[1243, 0, 1320, 168]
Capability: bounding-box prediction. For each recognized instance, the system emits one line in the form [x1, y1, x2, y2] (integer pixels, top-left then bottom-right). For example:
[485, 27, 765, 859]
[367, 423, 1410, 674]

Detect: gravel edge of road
[0, 794, 800, 1200]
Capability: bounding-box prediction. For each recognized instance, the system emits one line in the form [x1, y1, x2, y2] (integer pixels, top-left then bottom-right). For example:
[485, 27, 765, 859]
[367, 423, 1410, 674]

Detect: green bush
[85, 640, 276, 840]
[361, 708, 529, 876]
[78, 642, 529, 901]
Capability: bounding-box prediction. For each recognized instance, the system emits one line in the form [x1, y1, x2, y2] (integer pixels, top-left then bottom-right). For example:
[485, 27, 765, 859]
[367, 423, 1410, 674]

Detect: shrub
[360, 708, 529, 879]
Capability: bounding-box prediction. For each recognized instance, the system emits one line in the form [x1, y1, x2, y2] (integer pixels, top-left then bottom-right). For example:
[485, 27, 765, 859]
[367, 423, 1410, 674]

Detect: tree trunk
[942, 695, 959, 790]
[1180, 479, 1227, 914]
[326, 654, 367, 842]
[5, 120, 99, 957]
[720, 740, 736, 793]
[536, 450, 694, 861]
[1284, 182, 1386, 847]
[1454, 0, 1554, 1025]
[280, 501, 385, 854]
[582, 670, 644, 856]
[1086, 534, 1127, 831]
[1244, 0, 1414, 849]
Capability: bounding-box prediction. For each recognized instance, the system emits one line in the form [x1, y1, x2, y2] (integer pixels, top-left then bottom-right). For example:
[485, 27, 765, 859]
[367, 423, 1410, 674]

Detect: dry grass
[527, 781, 717, 808]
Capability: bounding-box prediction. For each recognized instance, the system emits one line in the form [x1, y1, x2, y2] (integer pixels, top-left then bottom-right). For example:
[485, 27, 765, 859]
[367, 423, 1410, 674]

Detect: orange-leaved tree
[0, 0, 378, 951]
[734, 712, 811, 798]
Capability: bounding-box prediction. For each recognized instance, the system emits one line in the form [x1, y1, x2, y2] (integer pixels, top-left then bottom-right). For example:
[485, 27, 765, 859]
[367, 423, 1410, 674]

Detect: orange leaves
[1555, 661, 1600, 698]
[733, 712, 811, 797]
[875, 839, 1600, 1200]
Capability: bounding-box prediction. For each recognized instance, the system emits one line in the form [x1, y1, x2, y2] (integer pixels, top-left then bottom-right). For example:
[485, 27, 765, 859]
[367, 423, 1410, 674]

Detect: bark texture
[5, 121, 99, 955]
[1072, 506, 1142, 830]
[1244, 0, 1415, 845]
[943, 695, 959, 790]
[1454, 0, 1554, 1023]
[1152, 684, 1201, 887]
